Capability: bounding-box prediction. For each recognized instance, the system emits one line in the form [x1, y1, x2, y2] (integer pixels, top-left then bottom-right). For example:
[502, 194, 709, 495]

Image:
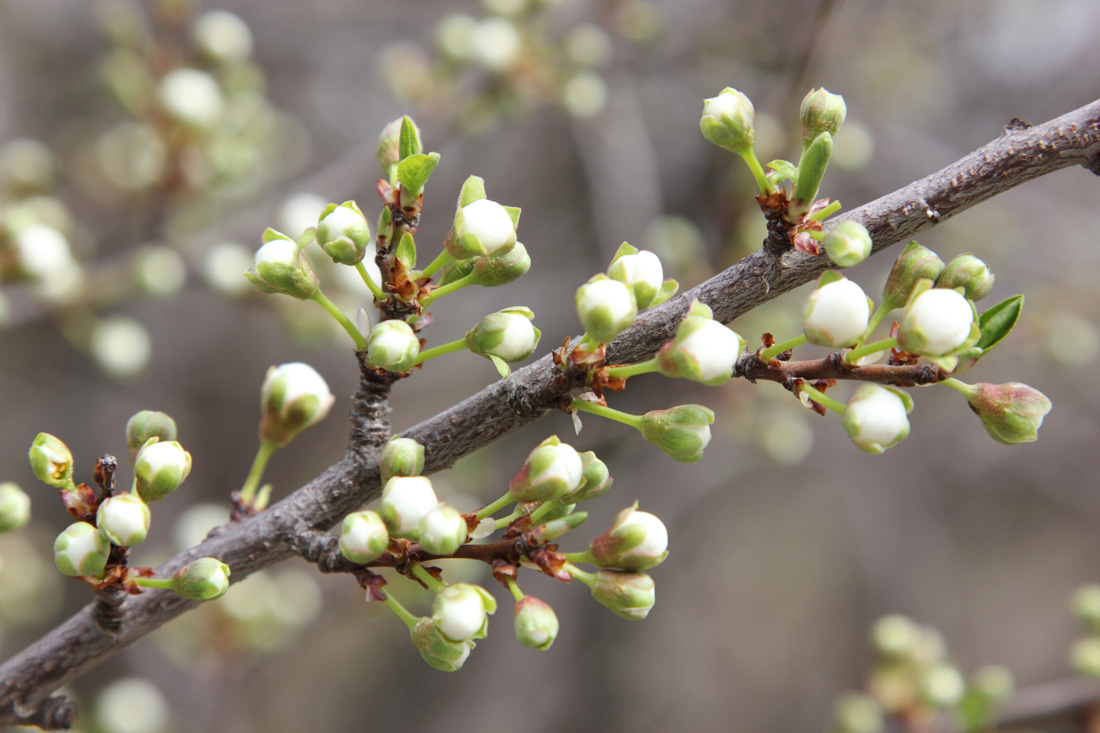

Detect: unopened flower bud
[528, 511, 588, 544]
[936, 254, 995, 302]
[587, 504, 669, 571]
[958, 382, 1051, 445]
[29, 432, 74, 489]
[366, 319, 421, 373]
[656, 300, 744, 386]
[608, 249, 664, 309]
[0, 482, 31, 532]
[133, 440, 192, 503]
[245, 231, 319, 300]
[448, 198, 518, 259]
[971, 665, 1015, 702]
[1072, 584, 1100, 628]
[172, 557, 231, 601]
[514, 596, 559, 650]
[470, 242, 531, 286]
[125, 410, 177, 466]
[882, 241, 945, 311]
[803, 273, 871, 348]
[432, 583, 497, 642]
[800, 88, 847, 148]
[700, 87, 755, 155]
[833, 693, 883, 733]
[96, 494, 151, 547]
[339, 510, 389, 564]
[316, 201, 372, 265]
[193, 10, 253, 63]
[823, 221, 872, 268]
[376, 117, 405, 179]
[640, 405, 714, 463]
[562, 451, 612, 503]
[379, 476, 439, 539]
[411, 617, 471, 672]
[465, 307, 541, 364]
[843, 384, 913, 454]
[54, 522, 111, 577]
[380, 437, 425, 484]
[509, 436, 584, 503]
[13, 224, 73, 280]
[922, 662, 965, 708]
[870, 614, 919, 658]
[576, 275, 637, 344]
[590, 569, 655, 620]
[897, 286, 977, 356]
[159, 68, 223, 129]
[418, 504, 468, 556]
[258, 362, 335, 447]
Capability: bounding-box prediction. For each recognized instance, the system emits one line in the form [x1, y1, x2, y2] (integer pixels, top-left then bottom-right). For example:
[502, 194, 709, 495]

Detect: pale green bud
[29, 432, 74, 489]
[54, 522, 111, 577]
[1072, 584, 1100, 628]
[133, 440, 192, 503]
[587, 504, 669, 571]
[448, 198, 518, 259]
[608, 249, 664, 309]
[656, 300, 744, 386]
[380, 437, 425, 484]
[699, 87, 755, 155]
[96, 493, 151, 547]
[245, 230, 319, 300]
[576, 275, 637, 344]
[514, 596, 559, 650]
[411, 617, 471, 672]
[562, 451, 612, 503]
[172, 557, 231, 601]
[431, 583, 497, 642]
[418, 504, 468, 556]
[936, 254, 995, 302]
[379, 476, 439, 539]
[843, 385, 913, 454]
[590, 569, 655, 620]
[639, 405, 714, 463]
[922, 662, 965, 708]
[339, 510, 389, 564]
[0, 482, 31, 533]
[509, 436, 584, 503]
[823, 221, 872, 268]
[316, 201, 372, 265]
[366, 319, 420, 373]
[125, 410, 177, 466]
[258, 362, 335, 447]
[465, 307, 541, 364]
[800, 88, 847, 148]
[469, 242, 531, 286]
[958, 382, 1052, 445]
[377, 117, 416, 178]
[882, 241, 945, 311]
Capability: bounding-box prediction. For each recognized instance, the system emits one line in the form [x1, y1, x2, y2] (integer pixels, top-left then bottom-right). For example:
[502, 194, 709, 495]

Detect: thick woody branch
[737, 353, 946, 388]
[2, 98, 1099, 729]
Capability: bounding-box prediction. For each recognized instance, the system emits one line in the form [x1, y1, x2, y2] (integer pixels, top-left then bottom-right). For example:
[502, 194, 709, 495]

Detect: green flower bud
[470, 241, 531, 286]
[465, 307, 541, 364]
[380, 476, 439, 539]
[245, 230, 319, 300]
[258, 362, 335, 447]
[800, 88, 847, 148]
[124, 410, 177, 467]
[133, 440, 192, 503]
[843, 384, 913, 454]
[29, 432, 75, 490]
[377, 117, 417, 179]
[608, 249, 664, 309]
[823, 221, 872, 268]
[0, 482, 31, 533]
[172, 557, 231, 601]
[832, 693, 883, 733]
[447, 198, 519, 259]
[656, 300, 744, 386]
[936, 254, 995, 302]
[699, 87, 755, 155]
[380, 437, 425, 485]
[514, 596, 559, 650]
[639, 405, 715, 463]
[432, 583, 497, 642]
[54, 522, 111, 577]
[881, 241, 945, 311]
[562, 451, 612, 503]
[576, 274, 638, 344]
[315, 201, 372, 265]
[957, 382, 1052, 445]
[410, 617, 471, 672]
[897, 284, 978, 356]
[366, 319, 421, 373]
[96, 493, 151, 547]
[509, 436, 584, 503]
[418, 504, 468, 556]
[339, 510, 390, 564]
[587, 504, 669, 571]
[590, 569, 655, 620]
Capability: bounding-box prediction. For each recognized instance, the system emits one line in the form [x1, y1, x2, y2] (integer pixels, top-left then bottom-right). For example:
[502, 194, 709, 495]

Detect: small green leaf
[975, 294, 1024, 352]
[399, 116, 422, 161]
[766, 159, 799, 184]
[396, 232, 416, 270]
[397, 152, 441, 197]
[458, 175, 487, 208]
[650, 278, 679, 307]
[296, 227, 317, 249]
[489, 354, 511, 379]
[791, 132, 833, 205]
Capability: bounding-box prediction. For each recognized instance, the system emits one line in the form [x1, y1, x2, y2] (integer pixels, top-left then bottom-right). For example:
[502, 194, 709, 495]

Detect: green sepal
[396, 232, 417, 270]
[816, 269, 845, 287]
[262, 227, 291, 244]
[649, 278, 679, 307]
[686, 299, 712, 320]
[397, 152, 441, 197]
[766, 159, 798, 186]
[439, 256, 476, 286]
[399, 116, 422, 161]
[791, 132, 833, 207]
[502, 205, 521, 230]
[297, 227, 317, 250]
[975, 295, 1023, 353]
[609, 241, 638, 266]
[489, 354, 510, 379]
[458, 175, 487, 208]
[377, 205, 393, 247]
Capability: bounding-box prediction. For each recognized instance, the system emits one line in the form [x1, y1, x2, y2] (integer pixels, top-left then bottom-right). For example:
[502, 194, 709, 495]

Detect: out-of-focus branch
[995, 676, 1099, 730]
[1, 98, 1099, 730]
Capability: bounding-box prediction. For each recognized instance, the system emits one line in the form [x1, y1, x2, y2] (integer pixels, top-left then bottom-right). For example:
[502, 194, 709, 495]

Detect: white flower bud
[13, 224, 73, 280]
[842, 384, 912, 454]
[411, 617, 472, 672]
[158, 68, 224, 129]
[587, 504, 669, 571]
[699, 88, 755, 155]
[513, 596, 559, 650]
[89, 315, 152, 379]
[465, 307, 541, 364]
[193, 10, 253, 63]
[608, 249, 664, 309]
[418, 504, 468, 556]
[379, 476, 439, 539]
[339, 510, 389, 564]
[449, 198, 518, 259]
[96, 494, 151, 547]
[897, 288, 975, 356]
[576, 276, 637, 344]
[54, 522, 111, 577]
[509, 436, 584, 503]
[471, 18, 521, 72]
[656, 301, 743, 386]
[366, 319, 421, 373]
[802, 274, 871, 347]
[431, 583, 497, 642]
[245, 232, 319, 300]
[202, 242, 253, 296]
[259, 362, 335, 447]
[0, 482, 31, 533]
[922, 663, 965, 708]
[134, 440, 192, 502]
[315, 201, 372, 265]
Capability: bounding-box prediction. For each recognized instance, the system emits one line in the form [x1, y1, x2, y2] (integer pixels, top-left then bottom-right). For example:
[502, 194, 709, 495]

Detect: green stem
[134, 577, 174, 591]
[505, 577, 524, 602]
[563, 550, 594, 565]
[564, 562, 595, 587]
[845, 337, 897, 365]
[475, 492, 516, 521]
[738, 148, 773, 196]
[419, 249, 453, 280]
[382, 591, 420, 631]
[800, 384, 846, 415]
[494, 508, 524, 530]
[605, 358, 661, 380]
[940, 377, 973, 396]
[419, 271, 477, 311]
[355, 261, 387, 302]
[863, 302, 892, 341]
[570, 399, 644, 430]
[759, 333, 808, 362]
[527, 501, 560, 525]
[413, 338, 468, 366]
[238, 439, 278, 506]
[807, 230, 825, 241]
[311, 289, 369, 349]
[411, 564, 447, 593]
[808, 200, 842, 221]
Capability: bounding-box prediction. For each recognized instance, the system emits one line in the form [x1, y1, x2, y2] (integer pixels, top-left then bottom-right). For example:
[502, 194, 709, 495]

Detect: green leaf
[975, 294, 1023, 352]
[396, 232, 416, 270]
[766, 159, 798, 184]
[458, 175, 487, 208]
[489, 354, 511, 379]
[399, 116, 422, 161]
[397, 152, 441, 197]
[791, 132, 833, 205]
[650, 278, 679, 308]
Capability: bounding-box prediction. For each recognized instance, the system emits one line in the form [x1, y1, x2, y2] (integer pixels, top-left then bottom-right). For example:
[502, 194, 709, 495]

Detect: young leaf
[397, 153, 441, 197]
[975, 294, 1024, 352]
[399, 116, 422, 161]
[396, 232, 417, 271]
[766, 159, 799, 185]
[458, 175, 487, 208]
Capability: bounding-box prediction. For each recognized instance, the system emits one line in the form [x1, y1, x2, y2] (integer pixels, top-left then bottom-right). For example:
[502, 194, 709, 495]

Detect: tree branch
[2, 97, 1099, 730]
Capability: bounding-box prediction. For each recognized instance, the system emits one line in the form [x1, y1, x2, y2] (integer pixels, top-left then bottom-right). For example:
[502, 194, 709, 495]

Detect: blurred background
[1, 0, 1099, 730]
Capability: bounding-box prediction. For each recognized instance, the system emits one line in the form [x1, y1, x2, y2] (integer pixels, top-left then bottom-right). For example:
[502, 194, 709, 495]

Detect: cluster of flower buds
[574, 243, 677, 346]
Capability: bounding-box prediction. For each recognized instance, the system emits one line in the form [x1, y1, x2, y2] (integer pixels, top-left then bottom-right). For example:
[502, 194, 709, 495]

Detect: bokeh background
[1, 0, 1099, 731]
